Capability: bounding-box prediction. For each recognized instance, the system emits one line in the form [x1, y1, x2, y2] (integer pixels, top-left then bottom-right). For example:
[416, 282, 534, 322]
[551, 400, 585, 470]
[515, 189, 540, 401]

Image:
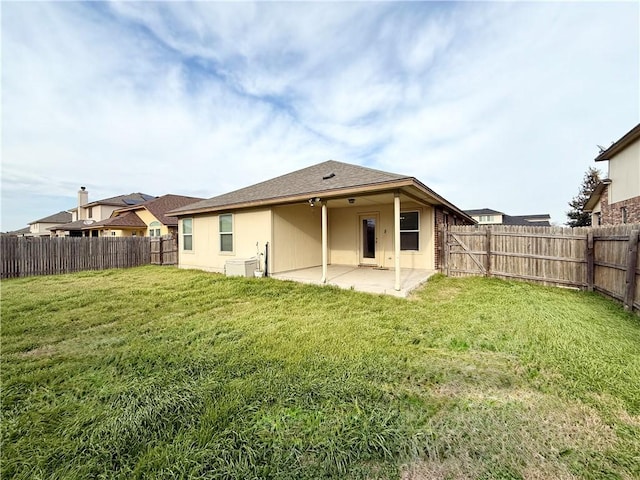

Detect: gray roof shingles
[29, 210, 73, 225]
[171, 160, 411, 214]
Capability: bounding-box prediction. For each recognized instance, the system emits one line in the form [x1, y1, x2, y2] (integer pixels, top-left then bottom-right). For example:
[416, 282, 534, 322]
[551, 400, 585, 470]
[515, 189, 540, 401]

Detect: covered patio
[271, 265, 436, 297]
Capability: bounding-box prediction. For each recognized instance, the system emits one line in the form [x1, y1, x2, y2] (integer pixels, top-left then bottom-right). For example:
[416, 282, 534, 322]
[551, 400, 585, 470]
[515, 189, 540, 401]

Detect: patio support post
[321, 201, 328, 284]
[394, 192, 401, 291]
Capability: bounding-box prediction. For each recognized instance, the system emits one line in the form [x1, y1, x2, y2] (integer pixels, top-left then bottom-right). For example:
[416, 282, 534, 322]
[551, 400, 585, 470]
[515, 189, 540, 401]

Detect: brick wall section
[434, 207, 474, 270]
[599, 185, 640, 225]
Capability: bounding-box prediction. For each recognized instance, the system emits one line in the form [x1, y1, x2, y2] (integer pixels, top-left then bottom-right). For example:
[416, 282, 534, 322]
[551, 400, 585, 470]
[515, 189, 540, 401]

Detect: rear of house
[169, 161, 473, 290]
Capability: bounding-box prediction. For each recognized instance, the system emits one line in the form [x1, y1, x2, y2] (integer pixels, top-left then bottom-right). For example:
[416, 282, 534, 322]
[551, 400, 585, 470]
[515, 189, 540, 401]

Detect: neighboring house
[585, 123, 640, 226]
[50, 188, 156, 236]
[83, 194, 204, 237]
[168, 160, 474, 290]
[26, 211, 73, 237]
[465, 208, 551, 226]
[2, 227, 31, 237]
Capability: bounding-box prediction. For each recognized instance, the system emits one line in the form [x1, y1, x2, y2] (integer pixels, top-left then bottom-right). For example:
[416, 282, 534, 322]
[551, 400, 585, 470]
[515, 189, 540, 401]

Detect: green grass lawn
[2, 266, 639, 479]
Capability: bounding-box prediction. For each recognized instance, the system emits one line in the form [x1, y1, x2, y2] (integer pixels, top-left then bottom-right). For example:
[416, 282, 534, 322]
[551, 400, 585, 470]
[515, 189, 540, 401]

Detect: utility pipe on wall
[321, 202, 328, 283]
[394, 192, 401, 291]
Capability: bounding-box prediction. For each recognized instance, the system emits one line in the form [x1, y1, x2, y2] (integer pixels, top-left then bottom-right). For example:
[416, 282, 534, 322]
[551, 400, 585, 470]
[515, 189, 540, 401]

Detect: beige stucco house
[585, 123, 640, 225]
[169, 160, 474, 291]
[27, 211, 73, 237]
[83, 194, 204, 237]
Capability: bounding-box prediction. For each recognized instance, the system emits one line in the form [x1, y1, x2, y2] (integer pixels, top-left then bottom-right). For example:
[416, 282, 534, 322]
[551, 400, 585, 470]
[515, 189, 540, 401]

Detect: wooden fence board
[443, 224, 640, 313]
[0, 237, 154, 279]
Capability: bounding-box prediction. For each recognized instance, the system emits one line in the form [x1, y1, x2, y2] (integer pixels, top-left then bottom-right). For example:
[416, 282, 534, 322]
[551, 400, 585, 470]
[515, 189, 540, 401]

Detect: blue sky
[2, 1, 638, 231]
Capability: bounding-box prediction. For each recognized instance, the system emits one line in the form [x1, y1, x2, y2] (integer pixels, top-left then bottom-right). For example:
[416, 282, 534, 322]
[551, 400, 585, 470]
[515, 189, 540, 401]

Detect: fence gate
[151, 235, 178, 265]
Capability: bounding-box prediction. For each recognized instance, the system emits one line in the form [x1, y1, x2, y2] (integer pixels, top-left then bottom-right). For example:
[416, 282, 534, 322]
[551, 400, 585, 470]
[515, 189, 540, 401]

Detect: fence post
[485, 227, 492, 277]
[624, 229, 639, 311]
[444, 225, 450, 276]
[586, 231, 594, 292]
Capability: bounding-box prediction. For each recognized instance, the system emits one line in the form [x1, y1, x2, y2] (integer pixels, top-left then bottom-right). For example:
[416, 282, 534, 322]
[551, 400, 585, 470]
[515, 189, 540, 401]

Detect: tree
[566, 167, 601, 227]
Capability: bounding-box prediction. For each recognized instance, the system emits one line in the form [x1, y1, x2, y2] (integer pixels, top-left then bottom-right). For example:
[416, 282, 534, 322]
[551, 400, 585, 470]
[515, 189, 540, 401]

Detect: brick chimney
[78, 186, 89, 220]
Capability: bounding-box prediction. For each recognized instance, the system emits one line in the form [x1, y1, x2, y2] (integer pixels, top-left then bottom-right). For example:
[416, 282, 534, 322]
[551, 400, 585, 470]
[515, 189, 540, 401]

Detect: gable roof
[111, 194, 205, 227]
[28, 210, 73, 225]
[85, 211, 147, 229]
[594, 123, 640, 162]
[169, 160, 473, 222]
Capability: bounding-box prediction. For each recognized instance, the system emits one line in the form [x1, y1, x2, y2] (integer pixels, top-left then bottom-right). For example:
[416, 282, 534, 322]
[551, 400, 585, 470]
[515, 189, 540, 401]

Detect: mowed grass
[1, 267, 639, 480]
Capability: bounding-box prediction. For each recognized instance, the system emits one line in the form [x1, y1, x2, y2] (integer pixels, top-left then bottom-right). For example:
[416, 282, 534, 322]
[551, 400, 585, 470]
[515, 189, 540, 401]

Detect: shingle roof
[171, 160, 412, 214]
[49, 219, 97, 231]
[464, 208, 504, 216]
[502, 215, 551, 226]
[3, 227, 31, 236]
[114, 194, 205, 226]
[29, 210, 73, 225]
[85, 192, 156, 207]
[85, 211, 147, 229]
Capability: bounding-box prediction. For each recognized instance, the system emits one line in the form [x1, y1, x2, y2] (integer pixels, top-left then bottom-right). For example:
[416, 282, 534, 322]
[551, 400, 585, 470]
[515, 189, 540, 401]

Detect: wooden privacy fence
[151, 236, 178, 265]
[442, 224, 640, 312]
[1, 236, 152, 279]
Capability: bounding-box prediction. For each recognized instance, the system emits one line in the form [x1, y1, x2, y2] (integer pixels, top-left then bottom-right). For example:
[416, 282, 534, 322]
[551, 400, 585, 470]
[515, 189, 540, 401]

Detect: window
[621, 207, 628, 224]
[149, 221, 161, 237]
[87, 206, 93, 219]
[219, 214, 233, 252]
[182, 218, 193, 251]
[400, 211, 419, 250]
[479, 215, 493, 222]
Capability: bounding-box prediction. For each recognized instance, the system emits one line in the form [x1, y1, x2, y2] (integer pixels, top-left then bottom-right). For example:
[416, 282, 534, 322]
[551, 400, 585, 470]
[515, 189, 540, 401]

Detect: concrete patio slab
[271, 265, 436, 297]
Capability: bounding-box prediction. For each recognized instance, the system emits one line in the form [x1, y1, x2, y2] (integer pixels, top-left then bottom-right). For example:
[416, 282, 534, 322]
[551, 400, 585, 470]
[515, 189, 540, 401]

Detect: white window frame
[400, 210, 420, 251]
[479, 215, 493, 222]
[149, 221, 161, 237]
[219, 214, 233, 253]
[182, 218, 193, 251]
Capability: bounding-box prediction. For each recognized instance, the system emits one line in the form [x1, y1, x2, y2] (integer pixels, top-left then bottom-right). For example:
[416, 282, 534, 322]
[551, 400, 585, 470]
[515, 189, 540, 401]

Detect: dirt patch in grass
[402, 385, 616, 480]
[19, 344, 57, 358]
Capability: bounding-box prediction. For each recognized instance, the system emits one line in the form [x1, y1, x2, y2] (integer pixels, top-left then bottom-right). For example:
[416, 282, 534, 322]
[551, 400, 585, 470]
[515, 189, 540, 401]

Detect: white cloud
[2, 1, 638, 231]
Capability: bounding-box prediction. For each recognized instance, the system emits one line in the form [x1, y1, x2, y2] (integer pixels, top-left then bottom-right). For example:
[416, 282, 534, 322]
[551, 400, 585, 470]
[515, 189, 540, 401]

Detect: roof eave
[594, 123, 640, 161]
[167, 179, 416, 216]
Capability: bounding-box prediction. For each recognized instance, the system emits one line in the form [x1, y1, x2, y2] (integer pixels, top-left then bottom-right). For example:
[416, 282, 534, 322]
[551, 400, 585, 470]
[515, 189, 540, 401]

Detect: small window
[621, 207, 628, 224]
[479, 215, 493, 222]
[219, 214, 233, 252]
[149, 221, 161, 237]
[400, 211, 419, 251]
[182, 218, 193, 251]
[87, 206, 93, 219]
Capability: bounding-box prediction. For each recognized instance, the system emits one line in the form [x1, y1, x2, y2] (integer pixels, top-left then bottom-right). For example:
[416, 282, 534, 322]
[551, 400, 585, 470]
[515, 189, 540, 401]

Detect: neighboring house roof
[169, 160, 474, 222]
[85, 211, 147, 229]
[502, 215, 551, 226]
[48, 219, 97, 231]
[111, 194, 205, 227]
[584, 179, 612, 212]
[3, 227, 31, 236]
[464, 208, 551, 226]
[594, 123, 640, 162]
[464, 208, 504, 216]
[28, 210, 72, 225]
[69, 193, 157, 211]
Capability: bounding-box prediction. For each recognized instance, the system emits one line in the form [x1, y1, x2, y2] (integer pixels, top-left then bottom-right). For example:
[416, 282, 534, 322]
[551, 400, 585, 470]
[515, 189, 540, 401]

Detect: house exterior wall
[471, 214, 503, 225]
[133, 209, 171, 236]
[328, 202, 435, 270]
[178, 208, 272, 273]
[29, 222, 58, 236]
[598, 184, 640, 225]
[608, 141, 640, 204]
[271, 204, 322, 273]
[98, 229, 146, 237]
